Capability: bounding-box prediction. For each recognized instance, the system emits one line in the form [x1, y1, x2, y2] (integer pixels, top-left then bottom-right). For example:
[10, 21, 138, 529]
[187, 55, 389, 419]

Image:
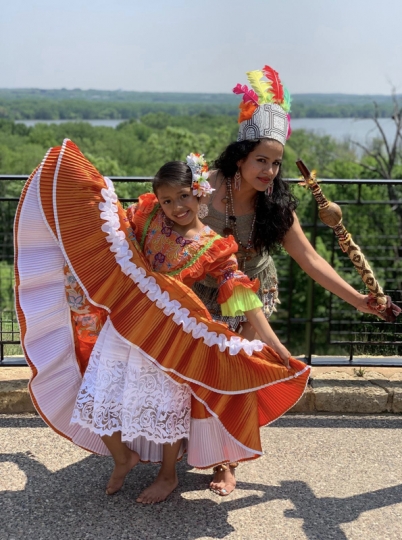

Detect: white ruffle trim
[98, 177, 264, 357]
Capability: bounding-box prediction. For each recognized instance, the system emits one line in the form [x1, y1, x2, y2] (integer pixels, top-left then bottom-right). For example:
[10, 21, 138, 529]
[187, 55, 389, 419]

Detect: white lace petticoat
[70, 319, 191, 447]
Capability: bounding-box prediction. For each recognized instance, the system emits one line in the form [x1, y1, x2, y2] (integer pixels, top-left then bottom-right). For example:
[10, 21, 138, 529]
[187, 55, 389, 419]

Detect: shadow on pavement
[2, 414, 402, 430]
[273, 415, 402, 429]
[1, 451, 402, 539]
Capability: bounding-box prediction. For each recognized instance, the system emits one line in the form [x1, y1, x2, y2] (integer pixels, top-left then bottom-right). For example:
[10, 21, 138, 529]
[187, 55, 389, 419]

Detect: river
[14, 117, 398, 146]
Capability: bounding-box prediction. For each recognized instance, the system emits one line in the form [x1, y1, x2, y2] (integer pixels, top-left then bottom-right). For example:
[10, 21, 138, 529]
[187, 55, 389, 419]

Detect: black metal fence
[1, 175, 401, 366]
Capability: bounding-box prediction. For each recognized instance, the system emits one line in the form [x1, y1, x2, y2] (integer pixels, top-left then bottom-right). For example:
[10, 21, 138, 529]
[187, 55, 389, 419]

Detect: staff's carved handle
[296, 159, 400, 323]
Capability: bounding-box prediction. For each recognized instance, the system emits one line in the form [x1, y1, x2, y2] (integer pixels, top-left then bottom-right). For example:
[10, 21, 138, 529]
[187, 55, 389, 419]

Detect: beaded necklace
[222, 178, 256, 269]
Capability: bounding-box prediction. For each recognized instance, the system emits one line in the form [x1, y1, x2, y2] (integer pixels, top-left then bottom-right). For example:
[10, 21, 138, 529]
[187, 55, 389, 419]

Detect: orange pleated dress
[14, 139, 310, 468]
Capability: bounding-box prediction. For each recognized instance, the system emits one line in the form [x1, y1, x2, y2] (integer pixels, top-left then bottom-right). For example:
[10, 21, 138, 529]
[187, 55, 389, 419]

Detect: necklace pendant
[223, 227, 233, 237]
[228, 215, 237, 222]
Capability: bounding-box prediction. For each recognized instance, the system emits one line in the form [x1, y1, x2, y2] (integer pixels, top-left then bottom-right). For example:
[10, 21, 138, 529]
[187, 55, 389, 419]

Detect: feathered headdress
[233, 65, 292, 145]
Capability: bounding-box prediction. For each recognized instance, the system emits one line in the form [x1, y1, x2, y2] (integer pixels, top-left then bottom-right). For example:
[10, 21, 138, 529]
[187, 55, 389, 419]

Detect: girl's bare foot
[105, 449, 140, 495]
[136, 472, 178, 504]
[210, 463, 238, 496]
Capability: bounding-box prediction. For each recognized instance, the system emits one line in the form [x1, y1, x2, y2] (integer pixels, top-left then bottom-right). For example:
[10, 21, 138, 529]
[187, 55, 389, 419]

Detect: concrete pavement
[1, 413, 402, 539]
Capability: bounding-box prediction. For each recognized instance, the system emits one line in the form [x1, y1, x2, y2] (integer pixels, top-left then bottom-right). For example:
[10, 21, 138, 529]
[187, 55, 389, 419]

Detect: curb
[0, 368, 36, 414]
[1, 366, 402, 415]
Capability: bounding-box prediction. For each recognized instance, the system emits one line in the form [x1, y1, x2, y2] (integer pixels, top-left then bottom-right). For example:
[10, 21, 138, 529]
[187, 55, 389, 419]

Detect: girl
[15, 140, 310, 505]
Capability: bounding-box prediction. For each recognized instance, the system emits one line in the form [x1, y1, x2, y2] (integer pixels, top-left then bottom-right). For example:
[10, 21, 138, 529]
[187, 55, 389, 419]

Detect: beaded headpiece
[233, 65, 292, 146]
[186, 153, 215, 197]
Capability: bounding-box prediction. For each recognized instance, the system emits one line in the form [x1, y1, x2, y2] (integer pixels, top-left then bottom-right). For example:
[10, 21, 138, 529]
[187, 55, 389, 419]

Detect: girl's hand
[244, 308, 292, 369]
[264, 340, 291, 369]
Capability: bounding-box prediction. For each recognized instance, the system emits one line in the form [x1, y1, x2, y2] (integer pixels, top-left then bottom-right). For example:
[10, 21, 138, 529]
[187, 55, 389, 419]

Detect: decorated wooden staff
[296, 159, 401, 323]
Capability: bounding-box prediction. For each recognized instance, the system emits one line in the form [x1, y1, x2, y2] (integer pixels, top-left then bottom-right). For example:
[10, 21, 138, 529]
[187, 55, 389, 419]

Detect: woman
[193, 64, 382, 496]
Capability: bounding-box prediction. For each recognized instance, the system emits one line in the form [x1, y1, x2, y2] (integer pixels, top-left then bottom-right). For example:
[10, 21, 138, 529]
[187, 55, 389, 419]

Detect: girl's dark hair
[215, 139, 298, 254]
[153, 161, 192, 194]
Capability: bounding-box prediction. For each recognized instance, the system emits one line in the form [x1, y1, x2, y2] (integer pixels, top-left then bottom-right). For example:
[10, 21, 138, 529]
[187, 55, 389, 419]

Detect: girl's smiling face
[156, 184, 200, 231]
[237, 139, 284, 192]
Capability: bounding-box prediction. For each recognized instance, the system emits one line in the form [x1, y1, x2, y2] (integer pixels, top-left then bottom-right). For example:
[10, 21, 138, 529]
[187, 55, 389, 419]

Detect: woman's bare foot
[105, 449, 140, 495]
[210, 464, 237, 496]
[136, 472, 178, 504]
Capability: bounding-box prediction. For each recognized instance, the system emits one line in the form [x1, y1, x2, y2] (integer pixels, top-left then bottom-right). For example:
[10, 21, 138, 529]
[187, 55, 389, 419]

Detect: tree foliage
[1, 89, 401, 120]
[0, 115, 400, 355]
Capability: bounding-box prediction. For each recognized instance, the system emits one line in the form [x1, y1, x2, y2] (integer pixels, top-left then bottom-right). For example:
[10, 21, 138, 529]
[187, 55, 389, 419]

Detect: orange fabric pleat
[31, 140, 310, 452]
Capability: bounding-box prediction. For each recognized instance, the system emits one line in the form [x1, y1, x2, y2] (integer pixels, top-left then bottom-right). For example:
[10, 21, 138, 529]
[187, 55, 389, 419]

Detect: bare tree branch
[372, 102, 391, 159]
[352, 140, 389, 177]
[358, 161, 385, 177]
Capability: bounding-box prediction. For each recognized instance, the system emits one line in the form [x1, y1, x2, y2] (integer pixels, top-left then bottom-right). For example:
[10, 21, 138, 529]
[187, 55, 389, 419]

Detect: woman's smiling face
[237, 139, 284, 192]
[156, 184, 200, 228]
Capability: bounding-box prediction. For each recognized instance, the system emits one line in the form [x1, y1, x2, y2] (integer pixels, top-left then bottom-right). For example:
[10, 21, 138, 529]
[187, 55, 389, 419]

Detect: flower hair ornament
[233, 65, 292, 146]
[186, 153, 215, 197]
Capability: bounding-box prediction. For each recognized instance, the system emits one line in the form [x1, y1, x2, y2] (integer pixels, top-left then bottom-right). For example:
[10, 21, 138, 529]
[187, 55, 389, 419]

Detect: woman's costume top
[193, 199, 279, 326]
[14, 139, 309, 467]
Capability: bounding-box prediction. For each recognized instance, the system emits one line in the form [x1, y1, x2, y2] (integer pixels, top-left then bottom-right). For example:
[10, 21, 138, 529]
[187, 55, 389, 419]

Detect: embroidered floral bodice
[126, 193, 255, 301]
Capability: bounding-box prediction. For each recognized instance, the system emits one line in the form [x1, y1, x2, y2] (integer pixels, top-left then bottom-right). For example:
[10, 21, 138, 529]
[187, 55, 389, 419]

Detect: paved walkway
[1, 414, 402, 539]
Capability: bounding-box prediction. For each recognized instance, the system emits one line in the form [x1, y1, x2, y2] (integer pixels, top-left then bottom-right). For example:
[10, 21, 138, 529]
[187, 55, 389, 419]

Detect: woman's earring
[198, 203, 209, 219]
[234, 169, 242, 191]
[267, 181, 274, 197]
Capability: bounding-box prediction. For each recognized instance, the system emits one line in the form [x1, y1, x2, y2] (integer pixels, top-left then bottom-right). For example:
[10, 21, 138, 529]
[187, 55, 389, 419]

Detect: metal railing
[1, 175, 401, 366]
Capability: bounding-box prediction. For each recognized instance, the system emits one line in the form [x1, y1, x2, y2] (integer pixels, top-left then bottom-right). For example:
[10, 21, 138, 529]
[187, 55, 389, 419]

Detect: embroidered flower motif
[154, 252, 165, 263]
[77, 315, 98, 329]
[67, 291, 84, 310]
[161, 225, 172, 237]
[176, 236, 192, 247]
[64, 271, 77, 287]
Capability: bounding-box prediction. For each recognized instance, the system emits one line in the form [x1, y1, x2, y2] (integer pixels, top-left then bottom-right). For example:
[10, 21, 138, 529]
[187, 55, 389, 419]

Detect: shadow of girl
[1, 452, 284, 539]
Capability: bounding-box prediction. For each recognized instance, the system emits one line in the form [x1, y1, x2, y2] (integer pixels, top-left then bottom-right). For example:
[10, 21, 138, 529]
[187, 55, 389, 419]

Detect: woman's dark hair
[153, 161, 192, 195]
[215, 139, 298, 254]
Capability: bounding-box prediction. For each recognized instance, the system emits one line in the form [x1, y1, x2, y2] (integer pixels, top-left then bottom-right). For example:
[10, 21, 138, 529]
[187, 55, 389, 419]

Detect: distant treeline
[0, 89, 400, 120]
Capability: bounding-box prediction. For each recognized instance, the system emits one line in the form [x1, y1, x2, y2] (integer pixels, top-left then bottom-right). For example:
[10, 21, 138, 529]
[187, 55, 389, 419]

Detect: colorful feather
[286, 114, 292, 139]
[262, 65, 284, 104]
[238, 101, 258, 123]
[246, 70, 272, 103]
[232, 83, 259, 105]
[282, 87, 292, 113]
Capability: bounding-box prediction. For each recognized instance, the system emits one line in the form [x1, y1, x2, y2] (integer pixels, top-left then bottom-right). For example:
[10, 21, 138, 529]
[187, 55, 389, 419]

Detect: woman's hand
[354, 294, 385, 318]
[355, 294, 401, 321]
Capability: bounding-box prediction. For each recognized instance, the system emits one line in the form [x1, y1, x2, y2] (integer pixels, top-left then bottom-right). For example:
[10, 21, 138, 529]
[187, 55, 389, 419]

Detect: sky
[1, 0, 402, 95]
